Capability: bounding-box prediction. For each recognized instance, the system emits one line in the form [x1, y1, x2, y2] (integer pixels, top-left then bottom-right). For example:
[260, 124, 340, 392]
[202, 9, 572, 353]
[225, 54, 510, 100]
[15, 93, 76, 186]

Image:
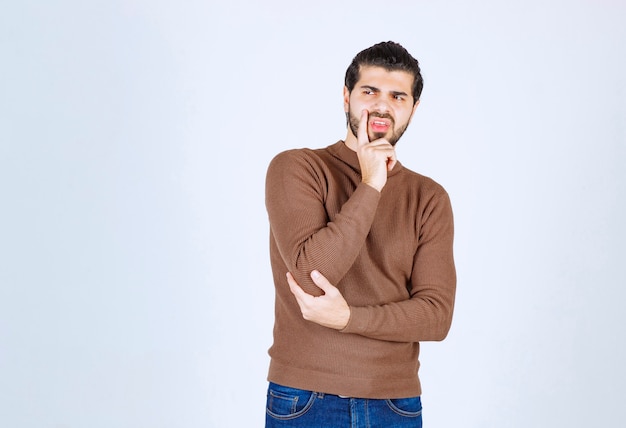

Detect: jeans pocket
[385, 396, 423, 417]
[266, 382, 317, 420]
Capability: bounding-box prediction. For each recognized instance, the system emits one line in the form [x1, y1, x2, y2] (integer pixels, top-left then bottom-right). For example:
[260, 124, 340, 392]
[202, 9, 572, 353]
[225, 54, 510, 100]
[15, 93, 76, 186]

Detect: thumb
[357, 109, 370, 147]
[310, 270, 336, 294]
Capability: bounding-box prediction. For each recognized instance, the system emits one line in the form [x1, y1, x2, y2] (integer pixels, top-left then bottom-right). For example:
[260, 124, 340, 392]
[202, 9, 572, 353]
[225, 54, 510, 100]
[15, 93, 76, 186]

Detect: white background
[1, 0, 625, 427]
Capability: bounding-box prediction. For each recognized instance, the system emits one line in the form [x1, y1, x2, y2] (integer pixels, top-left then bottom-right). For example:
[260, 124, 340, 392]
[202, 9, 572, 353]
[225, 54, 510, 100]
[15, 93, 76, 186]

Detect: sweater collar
[327, 141, 404, 176]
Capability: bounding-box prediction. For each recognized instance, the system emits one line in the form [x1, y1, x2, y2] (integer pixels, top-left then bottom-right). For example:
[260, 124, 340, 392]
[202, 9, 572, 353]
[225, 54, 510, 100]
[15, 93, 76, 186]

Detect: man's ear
[343, 86, 350, 113]
[408, 100, 420, 124]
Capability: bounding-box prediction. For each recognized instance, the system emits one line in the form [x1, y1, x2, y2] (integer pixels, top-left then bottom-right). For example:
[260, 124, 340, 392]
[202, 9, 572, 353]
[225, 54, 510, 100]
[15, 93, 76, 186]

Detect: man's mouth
[369, 117, 392, 133]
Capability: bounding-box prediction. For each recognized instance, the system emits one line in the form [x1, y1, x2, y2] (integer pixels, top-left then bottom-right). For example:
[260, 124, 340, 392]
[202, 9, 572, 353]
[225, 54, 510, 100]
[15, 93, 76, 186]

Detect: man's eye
[364, 90, 374, 95]
[394, 95, 405, 101]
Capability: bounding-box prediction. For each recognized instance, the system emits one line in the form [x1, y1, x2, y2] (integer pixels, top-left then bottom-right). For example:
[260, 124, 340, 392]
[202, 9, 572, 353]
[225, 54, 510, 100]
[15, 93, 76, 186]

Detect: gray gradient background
[1, 0, 624, 427]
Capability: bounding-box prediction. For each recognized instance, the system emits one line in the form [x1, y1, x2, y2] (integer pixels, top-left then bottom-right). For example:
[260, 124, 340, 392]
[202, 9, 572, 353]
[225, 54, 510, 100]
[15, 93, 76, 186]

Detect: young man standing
[264, 41, 456, 427]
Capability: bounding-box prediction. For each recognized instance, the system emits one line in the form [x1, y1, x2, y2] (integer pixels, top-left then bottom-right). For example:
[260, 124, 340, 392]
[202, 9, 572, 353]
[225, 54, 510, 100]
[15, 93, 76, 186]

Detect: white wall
[1, 0, 624, 427]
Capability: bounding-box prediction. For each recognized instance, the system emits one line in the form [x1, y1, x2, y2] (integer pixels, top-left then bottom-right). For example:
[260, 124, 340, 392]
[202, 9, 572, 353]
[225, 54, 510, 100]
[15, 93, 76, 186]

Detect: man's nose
[372, 98, 390, 112]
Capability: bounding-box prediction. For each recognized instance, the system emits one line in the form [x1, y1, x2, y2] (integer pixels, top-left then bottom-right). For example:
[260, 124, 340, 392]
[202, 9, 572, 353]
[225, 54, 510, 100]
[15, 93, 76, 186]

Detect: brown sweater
[265, 140, 456, 399]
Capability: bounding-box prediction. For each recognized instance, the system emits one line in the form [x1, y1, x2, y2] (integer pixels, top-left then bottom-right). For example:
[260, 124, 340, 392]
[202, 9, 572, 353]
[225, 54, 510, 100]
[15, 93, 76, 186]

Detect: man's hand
[356, 109, 397, 192]
[287, 270, 350, 330]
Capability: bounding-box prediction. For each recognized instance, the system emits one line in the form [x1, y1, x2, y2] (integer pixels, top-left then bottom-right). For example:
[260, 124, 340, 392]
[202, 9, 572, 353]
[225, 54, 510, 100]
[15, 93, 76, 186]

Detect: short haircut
[344, 41, 423, 104]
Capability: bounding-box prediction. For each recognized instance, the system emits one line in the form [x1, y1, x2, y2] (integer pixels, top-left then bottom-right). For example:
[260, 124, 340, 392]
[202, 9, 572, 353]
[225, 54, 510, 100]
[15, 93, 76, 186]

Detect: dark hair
[344, 41, 423, 104]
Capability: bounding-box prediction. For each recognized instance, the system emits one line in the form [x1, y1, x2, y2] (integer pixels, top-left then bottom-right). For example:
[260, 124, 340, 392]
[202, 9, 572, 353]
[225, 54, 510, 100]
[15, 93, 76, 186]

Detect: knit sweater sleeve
[265, 149, 381, 295]
[341, 190, 457, 342]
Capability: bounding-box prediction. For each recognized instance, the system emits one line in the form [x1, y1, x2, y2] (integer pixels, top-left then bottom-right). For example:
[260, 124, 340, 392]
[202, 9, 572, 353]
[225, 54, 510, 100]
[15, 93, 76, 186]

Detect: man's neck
[344, 132, 358, 152]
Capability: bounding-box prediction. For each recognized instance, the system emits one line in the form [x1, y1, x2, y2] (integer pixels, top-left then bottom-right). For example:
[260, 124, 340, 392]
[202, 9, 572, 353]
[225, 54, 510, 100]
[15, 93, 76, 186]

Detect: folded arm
[287, 191, 456, 343]
[266, 149, 380, 295]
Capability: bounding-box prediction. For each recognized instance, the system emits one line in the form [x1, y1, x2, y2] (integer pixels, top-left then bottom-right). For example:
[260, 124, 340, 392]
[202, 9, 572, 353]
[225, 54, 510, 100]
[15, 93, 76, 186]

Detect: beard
[346, 108, 409, 147]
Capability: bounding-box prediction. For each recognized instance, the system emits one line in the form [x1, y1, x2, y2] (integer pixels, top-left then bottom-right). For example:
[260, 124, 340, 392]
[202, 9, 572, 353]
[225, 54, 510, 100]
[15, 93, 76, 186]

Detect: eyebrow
[359, 85, 409, 97]
[391, 90, 409, 97]
[360, 85, 380, 92]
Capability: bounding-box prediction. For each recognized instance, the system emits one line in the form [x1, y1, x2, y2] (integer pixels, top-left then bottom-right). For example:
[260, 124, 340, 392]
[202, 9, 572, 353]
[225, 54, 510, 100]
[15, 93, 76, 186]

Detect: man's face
[344, 65, 419, 146]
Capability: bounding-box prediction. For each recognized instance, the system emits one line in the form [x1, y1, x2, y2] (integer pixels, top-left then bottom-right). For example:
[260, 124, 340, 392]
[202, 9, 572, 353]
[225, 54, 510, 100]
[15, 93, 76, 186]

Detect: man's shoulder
[397, 165, 449, 196]
[271, 146, 323, 161]
[268, 144, 335, 170]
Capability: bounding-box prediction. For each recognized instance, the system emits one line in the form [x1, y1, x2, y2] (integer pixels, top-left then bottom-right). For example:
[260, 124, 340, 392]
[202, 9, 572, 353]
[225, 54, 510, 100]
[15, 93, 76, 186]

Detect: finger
[310, 270, 336, 295]
[387, 152, 398, 171]
[367, 140, 396, 171]
[286, 272, 308, 301]
[357, 109, 369, 146]
[365, 140, 397, 171]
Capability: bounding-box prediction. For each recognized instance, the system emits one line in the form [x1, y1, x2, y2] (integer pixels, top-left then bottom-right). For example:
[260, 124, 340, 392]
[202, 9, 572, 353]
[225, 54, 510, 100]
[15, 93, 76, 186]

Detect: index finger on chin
[357, 109, 369, 146]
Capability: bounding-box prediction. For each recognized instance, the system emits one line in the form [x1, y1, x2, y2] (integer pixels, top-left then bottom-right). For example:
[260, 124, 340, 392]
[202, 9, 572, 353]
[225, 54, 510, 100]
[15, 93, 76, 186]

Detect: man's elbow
[432, 323, 452, 341]
[430, 311, 454, 341]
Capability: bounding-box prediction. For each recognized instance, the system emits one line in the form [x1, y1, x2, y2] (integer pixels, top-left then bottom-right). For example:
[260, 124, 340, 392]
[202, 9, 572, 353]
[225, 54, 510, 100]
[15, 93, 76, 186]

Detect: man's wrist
[362, 180, 383, 193]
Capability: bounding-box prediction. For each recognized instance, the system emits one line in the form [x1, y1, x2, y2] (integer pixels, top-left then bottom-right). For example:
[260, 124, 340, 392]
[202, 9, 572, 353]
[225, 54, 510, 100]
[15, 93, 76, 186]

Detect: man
[264, 41, 456, 427]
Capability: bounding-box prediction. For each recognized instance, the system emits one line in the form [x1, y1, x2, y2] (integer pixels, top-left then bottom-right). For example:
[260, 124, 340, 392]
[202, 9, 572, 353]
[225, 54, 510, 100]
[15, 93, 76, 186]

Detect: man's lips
[369, 117, 392, 132]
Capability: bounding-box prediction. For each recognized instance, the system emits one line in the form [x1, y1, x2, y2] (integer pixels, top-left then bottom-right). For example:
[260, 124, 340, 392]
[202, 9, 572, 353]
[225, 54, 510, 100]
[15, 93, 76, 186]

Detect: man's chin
[370, 132, 401, 146]
[370, 131, 389, 141]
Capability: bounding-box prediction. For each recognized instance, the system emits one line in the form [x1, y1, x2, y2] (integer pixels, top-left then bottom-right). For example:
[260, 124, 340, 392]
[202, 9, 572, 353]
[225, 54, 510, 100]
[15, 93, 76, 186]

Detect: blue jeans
[266, 382, 422, 428]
